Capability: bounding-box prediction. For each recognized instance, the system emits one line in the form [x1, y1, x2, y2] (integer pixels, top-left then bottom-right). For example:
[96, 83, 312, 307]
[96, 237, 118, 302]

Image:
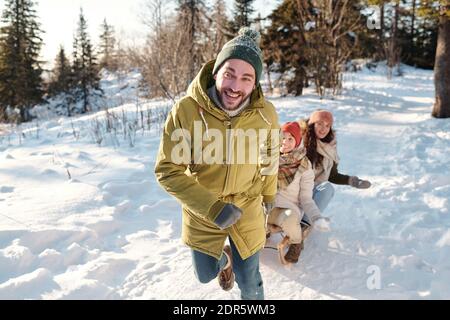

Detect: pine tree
[364, 0, 438, 69]
[263, 0, 366, 96]
[99, 18, 117, 71]
[0, 0, 44, 123]
[366, 0, 402, 77]
[233, 0, 255, 30]
[411, 12, 438, 68]
[177, 0, 210, 83]
[262, 0, 307, 95]
[396, 0, 437, 68]
[72, 8, 101, 114]
[366, 0, 391, 60]
[49, 46, 71, 96]
[47, 46, 75, 116]
[387, 0, 402, 77]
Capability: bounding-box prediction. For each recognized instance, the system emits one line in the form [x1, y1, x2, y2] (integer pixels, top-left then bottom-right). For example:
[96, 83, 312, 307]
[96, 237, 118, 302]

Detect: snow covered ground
[0, 64, 449, 299]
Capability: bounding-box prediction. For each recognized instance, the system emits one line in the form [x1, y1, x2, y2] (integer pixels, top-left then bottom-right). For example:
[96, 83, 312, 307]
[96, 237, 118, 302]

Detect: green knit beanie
[212, 27, 263, 83]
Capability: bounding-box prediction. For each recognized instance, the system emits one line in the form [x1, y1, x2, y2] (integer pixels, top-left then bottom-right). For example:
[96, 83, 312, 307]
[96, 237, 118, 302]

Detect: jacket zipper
[222, 118, 232, 196]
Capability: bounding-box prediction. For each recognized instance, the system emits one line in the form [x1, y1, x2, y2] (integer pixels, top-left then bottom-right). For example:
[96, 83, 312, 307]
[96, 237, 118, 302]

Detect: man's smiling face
[214, 59, 256, 111]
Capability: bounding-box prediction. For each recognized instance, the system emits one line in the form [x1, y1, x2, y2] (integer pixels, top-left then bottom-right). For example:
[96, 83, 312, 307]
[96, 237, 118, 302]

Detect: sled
[266, 221, 312, 240]
[277, 235, 291, 265]
[266, 221, 311, 265]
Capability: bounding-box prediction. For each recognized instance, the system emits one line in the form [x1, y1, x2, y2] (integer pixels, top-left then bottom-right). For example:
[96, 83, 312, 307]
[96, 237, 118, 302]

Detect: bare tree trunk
[376, 2, 386, 62]
[292, 0, 359, 97]
[387, 0, 400, 78]
[380, 3, 384, 44]
[0, 107, 7, 123]
[188, 3, 196, 83]
[432, 5, 450, 118]
[411, 0, 416, 49]
[20, 107, 31, 123]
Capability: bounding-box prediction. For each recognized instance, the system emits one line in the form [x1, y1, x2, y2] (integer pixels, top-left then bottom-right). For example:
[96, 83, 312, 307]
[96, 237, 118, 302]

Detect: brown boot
[218, 245, 235, 291]
[284, 243, 303, 264]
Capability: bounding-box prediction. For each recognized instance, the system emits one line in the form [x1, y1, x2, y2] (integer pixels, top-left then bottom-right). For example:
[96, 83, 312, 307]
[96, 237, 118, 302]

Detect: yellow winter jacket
[154, 60, 280, 259]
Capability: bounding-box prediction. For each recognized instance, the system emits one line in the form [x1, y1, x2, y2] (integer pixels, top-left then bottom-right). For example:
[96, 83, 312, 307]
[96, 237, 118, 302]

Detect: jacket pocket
[245, 174, 264, 198]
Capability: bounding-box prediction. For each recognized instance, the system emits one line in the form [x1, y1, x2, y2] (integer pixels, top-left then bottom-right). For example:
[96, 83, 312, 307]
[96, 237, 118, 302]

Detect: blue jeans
[313, 181, 335, 212]
[302, 182, 334, 225]
[191, 238, 264, 300]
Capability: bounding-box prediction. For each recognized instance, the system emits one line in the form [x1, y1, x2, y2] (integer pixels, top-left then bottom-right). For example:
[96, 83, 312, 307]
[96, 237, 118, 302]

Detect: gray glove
[214, 203, 242, 229]
[349, 176, 371, 189]
[263, 202, 275, 215]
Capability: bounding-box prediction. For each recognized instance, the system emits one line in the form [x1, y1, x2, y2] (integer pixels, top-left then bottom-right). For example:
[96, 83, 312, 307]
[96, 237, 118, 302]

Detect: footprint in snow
[0, 186, 14, 193]
[40, 169, 61, 177]
[159, 247, 178, 256]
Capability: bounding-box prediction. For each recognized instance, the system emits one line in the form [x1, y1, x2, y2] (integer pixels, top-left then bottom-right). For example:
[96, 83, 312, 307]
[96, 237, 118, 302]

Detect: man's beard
[220, 88, 249, 110]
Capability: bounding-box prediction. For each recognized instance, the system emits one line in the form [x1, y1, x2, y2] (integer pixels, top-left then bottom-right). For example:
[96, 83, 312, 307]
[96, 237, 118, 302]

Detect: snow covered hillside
[0, 64, 449, 299]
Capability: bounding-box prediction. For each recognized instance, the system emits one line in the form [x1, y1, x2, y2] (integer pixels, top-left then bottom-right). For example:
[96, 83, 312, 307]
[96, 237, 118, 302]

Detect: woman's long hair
[302, 120, 335, 168]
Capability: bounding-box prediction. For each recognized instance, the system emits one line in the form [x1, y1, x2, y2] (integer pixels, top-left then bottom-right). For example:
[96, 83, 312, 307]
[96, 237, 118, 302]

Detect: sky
[34, 0, 148, 68]
[0, 0, 279, 69]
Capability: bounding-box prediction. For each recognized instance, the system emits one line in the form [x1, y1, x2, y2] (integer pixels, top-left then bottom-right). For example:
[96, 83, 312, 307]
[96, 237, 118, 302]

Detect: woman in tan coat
[303, 110, 371, 223]
[267, 121, 329, 264]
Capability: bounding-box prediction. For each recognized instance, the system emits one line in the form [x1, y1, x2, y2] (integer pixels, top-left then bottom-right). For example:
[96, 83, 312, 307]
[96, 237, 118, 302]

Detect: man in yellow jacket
[154, 27, 279, 300]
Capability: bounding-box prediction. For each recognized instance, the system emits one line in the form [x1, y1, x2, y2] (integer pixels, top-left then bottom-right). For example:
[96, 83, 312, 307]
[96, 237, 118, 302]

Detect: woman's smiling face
[314, 120, 331, 139]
